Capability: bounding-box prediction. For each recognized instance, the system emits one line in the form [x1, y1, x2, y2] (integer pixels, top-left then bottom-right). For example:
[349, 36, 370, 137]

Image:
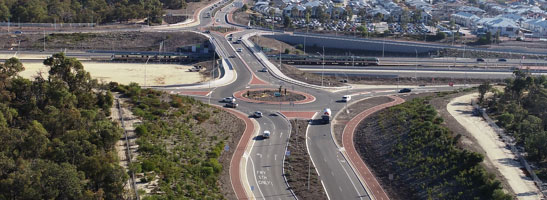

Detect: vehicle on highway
[222, 97, 235, 103]
[321, 108, 332, 124]
[263, 130, 271, 138]
[498, 58, 507, 62]
[253, 111, 263, 118]
[259, 67, 268, 72]
[204, 30, 210, 34]
[216, 19, 220, 22]
[225, 102, 238, 108]
[341, 95, 351, 102]
[476, 58, 485, 62]
[399, 88, 412, 93]
[236, 38, 242, 43]
[229, 55, 236, 58]
[14, 31, 22, 34]
[268, 54, 380, 66]
[236, 48, 242, 52]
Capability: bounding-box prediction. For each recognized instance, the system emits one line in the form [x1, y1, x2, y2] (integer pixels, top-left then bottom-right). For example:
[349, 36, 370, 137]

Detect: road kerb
[341, 96, 405, 200]
[215, 105, 256, 200]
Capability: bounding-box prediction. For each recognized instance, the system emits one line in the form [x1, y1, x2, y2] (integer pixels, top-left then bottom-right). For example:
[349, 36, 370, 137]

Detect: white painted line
[249, 157, 265, 199]
[338, 156, 364, 200]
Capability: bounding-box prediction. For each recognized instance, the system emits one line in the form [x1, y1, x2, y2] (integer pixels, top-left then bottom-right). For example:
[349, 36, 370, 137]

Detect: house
[283, 4, 306, 17]
[479, 17, 520, 37]
[457, 6, 486, 16]
[369, 7, 390, 20]
[303, 1, 324, 17]
[451, 12, 480, 27]
[521, 18, 547, 37]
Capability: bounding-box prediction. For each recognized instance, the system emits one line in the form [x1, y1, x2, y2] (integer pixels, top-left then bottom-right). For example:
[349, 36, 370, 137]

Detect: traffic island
[284, 120, 328, 200]
[233, 88, 316, 104]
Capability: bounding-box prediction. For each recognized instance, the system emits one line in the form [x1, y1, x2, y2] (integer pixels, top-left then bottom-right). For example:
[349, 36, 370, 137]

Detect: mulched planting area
[244, 89, 306, 102]
[284, 120, 328, 200]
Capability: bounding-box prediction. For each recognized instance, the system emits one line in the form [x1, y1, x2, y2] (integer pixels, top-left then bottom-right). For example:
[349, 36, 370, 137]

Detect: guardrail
[116, 99, 140, 200]
[472, 101, 547, 199]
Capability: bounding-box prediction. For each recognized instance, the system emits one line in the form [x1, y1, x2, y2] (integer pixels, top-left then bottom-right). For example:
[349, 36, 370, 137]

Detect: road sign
[251, 186, 254, 191]
[286, 150, 290, 156]
[224, 144, 229, 152]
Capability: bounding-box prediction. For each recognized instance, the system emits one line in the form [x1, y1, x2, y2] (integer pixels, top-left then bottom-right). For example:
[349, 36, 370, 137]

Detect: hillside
[354, 97, 513, 200]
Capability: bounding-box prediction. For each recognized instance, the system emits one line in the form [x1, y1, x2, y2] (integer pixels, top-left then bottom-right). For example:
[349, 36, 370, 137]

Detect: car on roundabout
[252, 111, 263, 118]
[399, 88, 412, 93]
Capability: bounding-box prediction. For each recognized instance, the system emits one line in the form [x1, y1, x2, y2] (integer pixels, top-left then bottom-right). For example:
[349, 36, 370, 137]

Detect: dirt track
[447, 93, 541, 200]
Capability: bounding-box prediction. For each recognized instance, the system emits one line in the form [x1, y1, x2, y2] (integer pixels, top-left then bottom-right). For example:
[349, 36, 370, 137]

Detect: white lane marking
[274, 154, 277, 161]
[339, 186, 343, 192]
[337, 156, 365, 200]
[280, 132, 283, 138]
[249, 157, 265, 199]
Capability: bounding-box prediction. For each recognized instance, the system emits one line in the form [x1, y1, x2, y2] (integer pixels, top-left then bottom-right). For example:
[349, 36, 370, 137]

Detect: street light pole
[322, 46, 325, 87]
[415, 48, 418, 81]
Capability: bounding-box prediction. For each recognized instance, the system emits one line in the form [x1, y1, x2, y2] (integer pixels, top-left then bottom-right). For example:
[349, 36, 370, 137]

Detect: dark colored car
[476, 58, 485, 62]
[498, 58, 507, 62]
[399, 88, 412, 93]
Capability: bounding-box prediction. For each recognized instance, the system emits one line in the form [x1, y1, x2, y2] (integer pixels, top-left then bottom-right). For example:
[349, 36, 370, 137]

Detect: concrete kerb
[213, 104, 256, 200]
[240, 32, 350, 91]
[306, 112, 331, 200]
[233, 88, 316, 105]
[340, 96, 405, 200]
[329, 96, 374, 149]
[277, 111, 299, 200]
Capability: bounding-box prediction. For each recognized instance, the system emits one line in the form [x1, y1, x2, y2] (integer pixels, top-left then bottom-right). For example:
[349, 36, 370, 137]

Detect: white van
[342, 95, 351, 102]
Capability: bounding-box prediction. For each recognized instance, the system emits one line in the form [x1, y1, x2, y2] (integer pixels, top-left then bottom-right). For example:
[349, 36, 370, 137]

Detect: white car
[236, 48, 242, 52]
[263, 130, 271, 138]
[223, 97, 235, 103]
[253, 111, 263, 118]
[342, 95, 351, 102]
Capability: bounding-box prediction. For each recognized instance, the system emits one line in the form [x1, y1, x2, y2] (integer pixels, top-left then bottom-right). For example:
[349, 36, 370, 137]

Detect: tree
[525, 131, 547, 161]
[283, 14, 292, 28]
[0, 58, 24, 78]
[478, 82, 492, 104]
[242, 4, 248, 11]
[305, 7, 312, 23]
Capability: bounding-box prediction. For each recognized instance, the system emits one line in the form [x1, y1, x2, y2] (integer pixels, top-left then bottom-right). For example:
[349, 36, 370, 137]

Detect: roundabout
[233, 88, 316, 104]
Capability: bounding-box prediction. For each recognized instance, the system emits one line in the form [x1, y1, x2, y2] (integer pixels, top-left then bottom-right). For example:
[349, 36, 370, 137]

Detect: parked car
[399, 88, 412, 93]
[476, 58, 485, 62]
[498, 58, 507, 62]
[236, 48, 242, 52]
[253, 111, 263, 118]
[229, 55, 236, 58]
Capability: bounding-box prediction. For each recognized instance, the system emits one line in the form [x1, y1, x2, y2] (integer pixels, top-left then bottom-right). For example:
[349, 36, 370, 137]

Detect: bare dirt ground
[244, 90, 306, 102]
[165, 0, 214, 16]
[447, 93, 541, 200]
[251, 35, 302, 55]
[278, 63, 344, 87]
[0, 31, 208, 52]
[332, 96, 392, 146]
[19, 61, 204, 86]
[231, 7, 253, 25]
[111, 94, 144, 198]
[285, 120, 327, 200]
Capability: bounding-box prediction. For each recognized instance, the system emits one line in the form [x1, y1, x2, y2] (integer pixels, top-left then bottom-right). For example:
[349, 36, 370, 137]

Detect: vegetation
[0, 54, 127, 199]
[111, 83, 239, 199]
[0, 0, 202, 24]
[373, 98, 512, 199]
[481, 70, 547, 179]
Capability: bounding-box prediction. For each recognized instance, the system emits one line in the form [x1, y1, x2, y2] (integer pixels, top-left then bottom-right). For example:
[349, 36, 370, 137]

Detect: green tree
[283, 14, 292, 28]
[478, 82, 492, 104]
[0, 57, 24, 78]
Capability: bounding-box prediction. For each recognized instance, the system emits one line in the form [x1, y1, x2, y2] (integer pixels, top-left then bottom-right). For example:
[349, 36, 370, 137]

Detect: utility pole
[415, 48, 418, 81]
[144, 56, 151, 88]
[382, 35, 386, 58]
[43, 30, 46, 52]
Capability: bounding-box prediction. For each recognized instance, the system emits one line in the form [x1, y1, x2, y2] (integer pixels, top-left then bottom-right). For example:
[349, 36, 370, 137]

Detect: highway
[1, 2, 522, 199]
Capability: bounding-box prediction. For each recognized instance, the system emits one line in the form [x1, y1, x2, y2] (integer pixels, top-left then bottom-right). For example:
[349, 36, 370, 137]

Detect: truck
[321, 108, 332, 124]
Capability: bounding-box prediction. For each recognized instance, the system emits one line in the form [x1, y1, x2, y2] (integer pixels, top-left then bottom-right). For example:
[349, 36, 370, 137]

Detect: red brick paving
[214, 105, 255, 200]
[249, 75, 268, 85]
[279, 111, 317, 119]
[342, 96, 405, 200]
[233, 88, 316, 104]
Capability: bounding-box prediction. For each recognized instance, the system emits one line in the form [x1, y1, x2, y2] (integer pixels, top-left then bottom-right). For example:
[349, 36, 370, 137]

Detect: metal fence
[472, 100, 546, 199]
[0, 22, 96, 28]
[116, 99, 140, 200]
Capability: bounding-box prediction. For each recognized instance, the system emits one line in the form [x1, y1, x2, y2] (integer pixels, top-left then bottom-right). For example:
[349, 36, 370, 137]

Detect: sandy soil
[18, 61, 205, 86]
[447, 93, 541, 200]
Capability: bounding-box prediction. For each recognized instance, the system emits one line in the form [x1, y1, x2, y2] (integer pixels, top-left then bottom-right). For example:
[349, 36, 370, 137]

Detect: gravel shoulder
[447, 93, 541, 200]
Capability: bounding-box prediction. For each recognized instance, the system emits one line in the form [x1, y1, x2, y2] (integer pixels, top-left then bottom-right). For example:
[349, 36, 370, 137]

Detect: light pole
[382, 34, 386, 58]
[316, 46, 325, 87]
[414, 48, 418, 81]
[144, 56, 151, 87]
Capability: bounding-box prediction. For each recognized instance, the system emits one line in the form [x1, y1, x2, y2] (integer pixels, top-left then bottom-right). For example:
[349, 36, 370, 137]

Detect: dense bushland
[0, 53, 127, 199]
